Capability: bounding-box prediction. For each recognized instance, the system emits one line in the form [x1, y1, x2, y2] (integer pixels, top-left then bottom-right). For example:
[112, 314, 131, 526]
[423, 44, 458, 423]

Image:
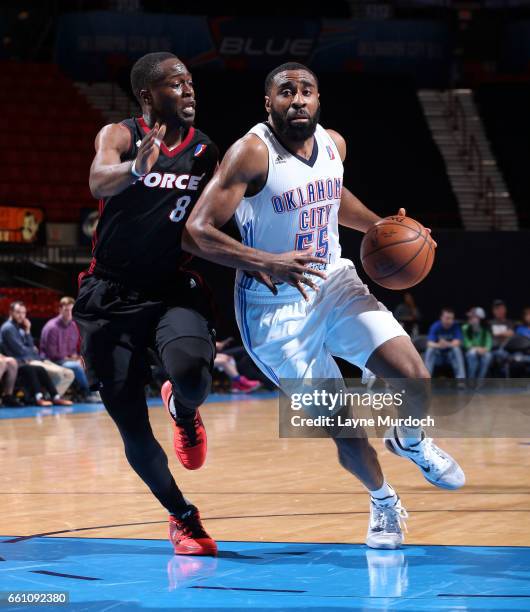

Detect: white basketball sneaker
[384, 427, 465, 490]
[366, 496, 408, 550]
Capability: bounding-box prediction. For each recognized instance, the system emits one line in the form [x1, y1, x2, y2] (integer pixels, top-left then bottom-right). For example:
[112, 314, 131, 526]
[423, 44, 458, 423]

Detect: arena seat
[0, 287, 61, 319]
[0, 62, 103, 222]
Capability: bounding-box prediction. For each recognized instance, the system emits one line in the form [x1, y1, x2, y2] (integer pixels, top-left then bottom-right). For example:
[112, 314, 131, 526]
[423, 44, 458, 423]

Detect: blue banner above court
[55, 12, 221, 80]
[55, 12, 452, 86]
[314, 19, 452, 85]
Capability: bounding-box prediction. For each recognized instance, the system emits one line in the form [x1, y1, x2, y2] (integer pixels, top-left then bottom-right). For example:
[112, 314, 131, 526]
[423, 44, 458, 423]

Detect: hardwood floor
[2, 397, 529, 546]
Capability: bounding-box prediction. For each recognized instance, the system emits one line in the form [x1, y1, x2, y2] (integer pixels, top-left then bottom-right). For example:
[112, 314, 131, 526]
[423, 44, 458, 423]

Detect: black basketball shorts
[73, 274, 216, 390]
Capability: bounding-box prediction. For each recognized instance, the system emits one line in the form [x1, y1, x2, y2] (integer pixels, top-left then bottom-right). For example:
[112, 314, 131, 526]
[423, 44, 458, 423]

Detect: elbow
[182, 217, 213, 255]
[182, 221, 203, 255]
[90, 187, 106, 200]
[89, 177, 103, 200]
[89, 172, 109, 200]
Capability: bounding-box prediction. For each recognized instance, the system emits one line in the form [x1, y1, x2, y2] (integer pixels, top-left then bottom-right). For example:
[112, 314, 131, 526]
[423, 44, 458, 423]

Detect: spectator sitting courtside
[424, 308, 466, 379]
[488, 299, 516, 377]
[214, 337, 262, 393]
[462, 307, 493, 382]
[515, 308, 530, 340]
[40, 297, 100, 402]
[0, 301, 73, 405]
[488, 299, 515, 348]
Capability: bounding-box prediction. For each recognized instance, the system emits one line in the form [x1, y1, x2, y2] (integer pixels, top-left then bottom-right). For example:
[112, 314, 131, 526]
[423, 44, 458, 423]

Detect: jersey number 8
[169, 196, 192, 223]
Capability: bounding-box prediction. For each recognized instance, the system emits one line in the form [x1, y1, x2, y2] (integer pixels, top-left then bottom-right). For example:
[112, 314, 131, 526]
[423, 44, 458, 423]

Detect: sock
[53, 394, 61, 401]
[169, 396, 196, 421]
[397, 425, 423, 448]
[231, 375, 240, 382]
[35, 392, 43, 401]
[369, 481, 397, 506]
[168, 396, 177, 419]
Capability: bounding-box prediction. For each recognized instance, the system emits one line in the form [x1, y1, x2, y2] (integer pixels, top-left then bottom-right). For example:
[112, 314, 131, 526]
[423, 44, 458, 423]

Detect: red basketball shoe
[161, 380, 207, 470]
[169, 506, 218, 556]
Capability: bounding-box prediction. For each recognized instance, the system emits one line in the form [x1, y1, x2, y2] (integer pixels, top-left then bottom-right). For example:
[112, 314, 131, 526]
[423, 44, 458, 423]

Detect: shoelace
[371, 500, 409, 534]
[418, 438, 450, 475]
[173, 513, 208, 539]
[176, 416, 202, 448]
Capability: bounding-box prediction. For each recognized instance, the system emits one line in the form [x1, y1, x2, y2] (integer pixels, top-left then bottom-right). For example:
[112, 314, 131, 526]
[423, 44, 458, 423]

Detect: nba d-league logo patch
[194, 144, 207, 157]
[326, 145, 335, 160]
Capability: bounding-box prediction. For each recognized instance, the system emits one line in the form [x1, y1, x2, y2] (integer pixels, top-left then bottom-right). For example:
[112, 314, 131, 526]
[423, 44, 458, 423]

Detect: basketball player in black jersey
[73, 52, 220, 555]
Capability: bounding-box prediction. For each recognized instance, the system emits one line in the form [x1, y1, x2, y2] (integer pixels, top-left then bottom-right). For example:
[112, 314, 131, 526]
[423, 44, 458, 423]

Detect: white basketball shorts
[234, 259, 408, 386]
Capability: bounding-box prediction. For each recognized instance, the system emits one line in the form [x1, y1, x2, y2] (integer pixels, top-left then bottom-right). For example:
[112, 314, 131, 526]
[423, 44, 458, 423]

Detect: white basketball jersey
[235, 122, 344, 298]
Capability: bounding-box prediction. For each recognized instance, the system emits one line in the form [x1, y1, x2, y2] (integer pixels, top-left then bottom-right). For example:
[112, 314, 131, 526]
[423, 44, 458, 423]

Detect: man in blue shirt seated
[515, 308, 530, 340]
[424, 308, 466, 379]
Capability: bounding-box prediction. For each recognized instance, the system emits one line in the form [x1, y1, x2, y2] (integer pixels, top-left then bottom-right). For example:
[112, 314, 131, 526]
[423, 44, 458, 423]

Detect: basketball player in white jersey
[183, 63, 464, 548]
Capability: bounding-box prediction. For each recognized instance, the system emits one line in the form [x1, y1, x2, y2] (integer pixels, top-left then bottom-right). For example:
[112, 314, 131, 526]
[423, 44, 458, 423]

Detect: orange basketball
[360, 216, 435, 290]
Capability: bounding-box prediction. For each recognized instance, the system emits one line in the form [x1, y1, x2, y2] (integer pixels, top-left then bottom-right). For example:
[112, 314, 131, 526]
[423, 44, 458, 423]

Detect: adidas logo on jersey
[275, 154, 286, 164]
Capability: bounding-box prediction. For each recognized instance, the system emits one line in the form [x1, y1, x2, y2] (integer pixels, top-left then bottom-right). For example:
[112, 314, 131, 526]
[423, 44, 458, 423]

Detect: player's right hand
[133, 122, 167, 175]
[263, 250, 327, 301]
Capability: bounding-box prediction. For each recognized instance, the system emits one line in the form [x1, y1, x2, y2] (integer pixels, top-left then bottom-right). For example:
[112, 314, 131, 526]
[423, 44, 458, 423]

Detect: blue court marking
[0, 391, 278, 421]
[0, 537, 529, 610]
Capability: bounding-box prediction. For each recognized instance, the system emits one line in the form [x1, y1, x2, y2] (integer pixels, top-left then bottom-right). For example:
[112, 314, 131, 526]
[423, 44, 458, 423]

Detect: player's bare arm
[184, 134, 327, 300]
[89, 122, 166, 198]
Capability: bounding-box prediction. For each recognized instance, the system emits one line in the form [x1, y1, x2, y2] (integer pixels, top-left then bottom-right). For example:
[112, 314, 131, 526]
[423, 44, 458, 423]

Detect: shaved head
[130, 52, 183, 104]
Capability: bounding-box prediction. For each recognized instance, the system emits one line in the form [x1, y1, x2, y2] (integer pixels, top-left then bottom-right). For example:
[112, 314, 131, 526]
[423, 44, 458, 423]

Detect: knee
[171, 356, 211, 406]
[63, 367, 75, 382]
[166, 352, 212, 407]
[215, 354, 229, 366]
[163, 339, 213, 408]
[6, 357, 17, 371]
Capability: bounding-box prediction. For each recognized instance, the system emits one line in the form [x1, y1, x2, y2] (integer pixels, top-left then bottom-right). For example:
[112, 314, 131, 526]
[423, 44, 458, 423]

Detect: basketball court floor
[1, 392, 530, 610]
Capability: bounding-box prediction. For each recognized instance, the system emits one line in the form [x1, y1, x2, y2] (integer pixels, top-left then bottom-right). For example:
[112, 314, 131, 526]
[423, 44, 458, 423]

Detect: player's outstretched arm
[89, 122, 166, 199]
[183, 135, 326, 300]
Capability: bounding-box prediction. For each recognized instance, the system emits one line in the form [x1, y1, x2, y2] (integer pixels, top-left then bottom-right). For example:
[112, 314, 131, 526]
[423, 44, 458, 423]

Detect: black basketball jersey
[88, 117, 219, 292]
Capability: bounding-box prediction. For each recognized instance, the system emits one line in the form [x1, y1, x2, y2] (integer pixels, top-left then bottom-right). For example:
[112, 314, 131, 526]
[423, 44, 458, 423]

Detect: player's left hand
[247, 271, 278, 295]
[396, 208, 437, 249]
